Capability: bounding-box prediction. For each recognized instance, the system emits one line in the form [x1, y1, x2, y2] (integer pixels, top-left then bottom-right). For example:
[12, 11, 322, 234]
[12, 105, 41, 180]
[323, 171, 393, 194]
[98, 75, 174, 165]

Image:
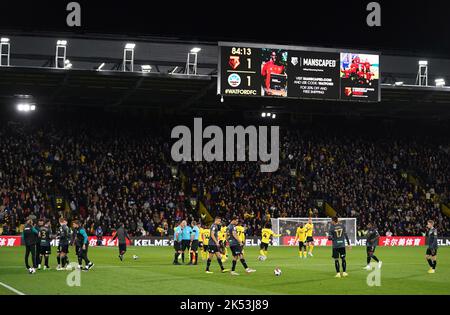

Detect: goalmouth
[270, 217, 357, 246]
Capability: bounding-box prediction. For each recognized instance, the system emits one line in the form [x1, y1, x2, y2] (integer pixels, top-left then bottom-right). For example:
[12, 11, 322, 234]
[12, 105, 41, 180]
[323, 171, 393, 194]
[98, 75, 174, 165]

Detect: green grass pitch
[0, 246, 448, 295]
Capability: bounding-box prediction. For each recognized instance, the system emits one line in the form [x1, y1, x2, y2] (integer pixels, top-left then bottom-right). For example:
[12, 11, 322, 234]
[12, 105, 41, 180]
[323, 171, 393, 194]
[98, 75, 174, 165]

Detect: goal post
[271, 217, 357, 246]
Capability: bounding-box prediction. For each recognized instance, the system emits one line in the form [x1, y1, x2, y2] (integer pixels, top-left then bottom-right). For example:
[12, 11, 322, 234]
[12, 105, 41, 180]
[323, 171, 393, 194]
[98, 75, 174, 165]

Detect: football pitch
[0, 246, 448, 295]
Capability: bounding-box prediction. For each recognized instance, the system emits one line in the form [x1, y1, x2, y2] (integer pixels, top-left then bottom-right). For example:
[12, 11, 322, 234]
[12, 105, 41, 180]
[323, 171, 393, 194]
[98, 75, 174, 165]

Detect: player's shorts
[76, 244, 89, 256]
[198, 241, 203, 248]
[260, 242, 269, 251]
[181, 240, 191, 251]
[230, 245, 243, 257]
[332, 247, 346, 259]
[173, 241, 181, 251]
[426, 248, 437, 256]
[366, 246, 376, 255]
[298, 241, 306, 250]
[57, 244, 69, 254]
[190, 240, 199, 251]
[39, 245, 51, 255]
[202, 243, 209, 252]
[306, 236, 314, 243]
[208, 244, 220, 254]
[119, 243, 127, 253]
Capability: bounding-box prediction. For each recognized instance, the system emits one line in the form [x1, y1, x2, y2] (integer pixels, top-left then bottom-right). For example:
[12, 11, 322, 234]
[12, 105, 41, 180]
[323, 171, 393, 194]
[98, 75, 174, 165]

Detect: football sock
[44, 256, 49, 267]
[217, 258, 224, 270]
[372, 255, 379, 263]
[57, 256, 61, 265]
[433, 260, 437, 269]
[195, 253, 198, 264]
[240, 258, 248, 269]
[259, 250, 265, 256]
[174, 253, 178, 263]
[78, 257, 82, 265]
[62, 256, 67, 267]
[206, 259, 211, 271]
[367, 256, 371, 264]
[335, 260, 340, 273]
[427, 259, 433, 267]
[264, 250, 268, 256]
[299, 251, 302, 257]
[342, 259, 347, 272]
[309, 245, 314, 253]
[232, 260, 237, 271]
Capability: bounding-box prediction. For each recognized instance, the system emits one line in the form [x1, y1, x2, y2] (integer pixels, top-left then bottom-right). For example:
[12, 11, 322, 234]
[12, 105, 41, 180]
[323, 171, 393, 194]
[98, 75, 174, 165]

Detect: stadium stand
[0, 111, 448, 237]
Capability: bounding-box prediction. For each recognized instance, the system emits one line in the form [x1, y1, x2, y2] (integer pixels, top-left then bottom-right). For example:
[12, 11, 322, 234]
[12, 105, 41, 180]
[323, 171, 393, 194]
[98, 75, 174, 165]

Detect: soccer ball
[132, 255, 139, 260]
[274, 268, 282, 276]
[258, 255, 267, 261]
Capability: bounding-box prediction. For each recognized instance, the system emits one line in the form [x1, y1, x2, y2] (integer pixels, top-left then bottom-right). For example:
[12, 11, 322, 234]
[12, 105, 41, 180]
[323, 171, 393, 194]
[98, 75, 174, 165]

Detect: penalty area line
[0, 281, 26, 295]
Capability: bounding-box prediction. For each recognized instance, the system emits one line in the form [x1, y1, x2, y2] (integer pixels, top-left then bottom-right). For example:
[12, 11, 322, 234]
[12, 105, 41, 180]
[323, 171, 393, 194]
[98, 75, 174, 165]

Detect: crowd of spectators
[0, 115, 448, 237]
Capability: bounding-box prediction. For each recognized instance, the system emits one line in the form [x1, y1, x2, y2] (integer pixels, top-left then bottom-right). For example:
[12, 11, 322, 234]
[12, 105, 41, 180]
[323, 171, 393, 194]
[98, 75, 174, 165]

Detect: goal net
[270, 217, 357, 246]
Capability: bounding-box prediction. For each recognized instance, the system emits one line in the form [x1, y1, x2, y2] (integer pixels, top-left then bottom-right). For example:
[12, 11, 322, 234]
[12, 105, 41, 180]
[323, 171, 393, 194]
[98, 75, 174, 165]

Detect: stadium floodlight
[394, 81, 404, 86]
[123, 43, 135, 72]
[141, 65, 152, 73]
[435, 78, 445, 87]
[16, 103, 36, 112]
[271, 113, 276, 119]
[64, 59, 72, 69]
[55, 40, 67, 69]
[416, 60, 428, 86]
[0, 37, 10, 66]
[261, 112, 266, 117]
[186, 48, 200, 75]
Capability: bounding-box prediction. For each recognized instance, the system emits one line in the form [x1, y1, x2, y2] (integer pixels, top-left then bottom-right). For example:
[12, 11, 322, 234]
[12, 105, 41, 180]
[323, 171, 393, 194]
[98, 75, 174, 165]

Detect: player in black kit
[57, 217, 71, 270]
[364, 223, 382, 270]
[425, 220, 438, 274]
[38, 220, 52, 270]
[227, 216, 256, 276]
[328, 217, 351, 278]
[35, 219, 44, 269]
[205, 216, 230, 274]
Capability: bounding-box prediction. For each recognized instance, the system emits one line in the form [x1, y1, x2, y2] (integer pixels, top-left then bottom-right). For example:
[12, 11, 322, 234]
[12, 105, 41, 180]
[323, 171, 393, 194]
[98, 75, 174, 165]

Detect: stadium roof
[1, 32, 450, 119]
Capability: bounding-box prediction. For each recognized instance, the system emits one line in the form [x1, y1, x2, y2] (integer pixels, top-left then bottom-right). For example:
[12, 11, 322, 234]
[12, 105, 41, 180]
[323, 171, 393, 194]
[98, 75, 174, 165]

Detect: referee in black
[22, 218, 39, 274]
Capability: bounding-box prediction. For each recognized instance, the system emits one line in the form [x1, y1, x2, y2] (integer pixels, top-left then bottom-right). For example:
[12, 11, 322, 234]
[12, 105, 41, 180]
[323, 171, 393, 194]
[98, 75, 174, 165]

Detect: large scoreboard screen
[218, 42, 380, 102]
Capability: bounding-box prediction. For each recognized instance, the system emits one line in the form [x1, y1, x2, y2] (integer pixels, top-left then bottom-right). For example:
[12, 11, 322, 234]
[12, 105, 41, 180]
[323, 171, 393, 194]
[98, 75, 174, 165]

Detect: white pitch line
[0, 281, 26, 295]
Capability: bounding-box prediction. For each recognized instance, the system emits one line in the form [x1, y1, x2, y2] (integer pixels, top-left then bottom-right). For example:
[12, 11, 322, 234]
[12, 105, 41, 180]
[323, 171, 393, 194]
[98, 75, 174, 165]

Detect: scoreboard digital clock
[218, 42, 380, 102]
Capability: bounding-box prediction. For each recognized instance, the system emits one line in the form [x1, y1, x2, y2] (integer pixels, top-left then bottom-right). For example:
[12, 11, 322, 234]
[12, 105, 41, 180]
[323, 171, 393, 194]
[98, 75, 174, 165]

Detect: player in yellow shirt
[304, 218, 314, 257]
[294, 222, 307, 258]
[200, 225, 211, 261]
[259, 223, 281, 260]
[218, 225, 228, 262]
[236, 222, 246, 254]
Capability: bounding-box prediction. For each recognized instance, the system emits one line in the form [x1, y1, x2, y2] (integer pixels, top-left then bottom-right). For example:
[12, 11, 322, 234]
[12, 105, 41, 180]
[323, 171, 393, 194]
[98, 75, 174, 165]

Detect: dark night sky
[2, 0, 450, 57]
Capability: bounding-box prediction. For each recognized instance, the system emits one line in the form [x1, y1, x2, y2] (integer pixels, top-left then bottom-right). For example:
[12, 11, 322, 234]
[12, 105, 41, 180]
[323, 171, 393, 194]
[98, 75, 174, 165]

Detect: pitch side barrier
[2, 236, 450, 247]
